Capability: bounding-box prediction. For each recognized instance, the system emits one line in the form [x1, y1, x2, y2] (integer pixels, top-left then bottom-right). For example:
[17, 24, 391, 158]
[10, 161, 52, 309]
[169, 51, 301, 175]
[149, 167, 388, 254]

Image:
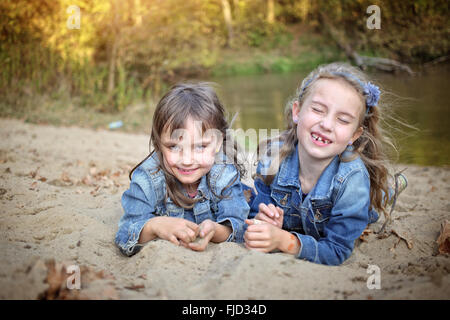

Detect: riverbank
[0, 118, 449, 300]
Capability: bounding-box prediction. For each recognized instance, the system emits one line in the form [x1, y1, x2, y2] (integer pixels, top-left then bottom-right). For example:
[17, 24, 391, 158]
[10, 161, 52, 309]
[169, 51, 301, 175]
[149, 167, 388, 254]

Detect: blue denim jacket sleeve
[213, 164, 250, 243]
[295, 170, 370, 265]
[114, 167, 157, 256]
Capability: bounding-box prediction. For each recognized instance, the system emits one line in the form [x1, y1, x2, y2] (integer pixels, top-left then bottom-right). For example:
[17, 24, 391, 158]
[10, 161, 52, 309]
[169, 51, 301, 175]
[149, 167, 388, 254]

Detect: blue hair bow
[363, 82, 380, 108]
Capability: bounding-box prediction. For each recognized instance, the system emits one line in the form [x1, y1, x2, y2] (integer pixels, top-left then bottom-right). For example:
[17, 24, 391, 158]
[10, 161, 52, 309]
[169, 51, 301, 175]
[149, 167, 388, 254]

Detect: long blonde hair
[257, 62, 394, 216]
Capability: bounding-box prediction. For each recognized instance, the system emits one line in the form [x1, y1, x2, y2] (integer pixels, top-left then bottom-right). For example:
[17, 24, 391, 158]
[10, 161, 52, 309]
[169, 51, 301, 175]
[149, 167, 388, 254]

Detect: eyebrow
[311, 99, 356, 119]
[162, 138, 212, 145]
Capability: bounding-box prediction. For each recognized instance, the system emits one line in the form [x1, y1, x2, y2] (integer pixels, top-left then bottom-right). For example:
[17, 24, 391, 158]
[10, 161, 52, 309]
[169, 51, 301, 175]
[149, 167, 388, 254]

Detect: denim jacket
[115, 152, 250, 256]
[249, 143, 379, 266]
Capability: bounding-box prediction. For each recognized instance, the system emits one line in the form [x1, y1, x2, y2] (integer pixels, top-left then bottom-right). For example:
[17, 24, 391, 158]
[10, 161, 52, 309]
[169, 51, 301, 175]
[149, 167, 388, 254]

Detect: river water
[210, 64, 449, 166]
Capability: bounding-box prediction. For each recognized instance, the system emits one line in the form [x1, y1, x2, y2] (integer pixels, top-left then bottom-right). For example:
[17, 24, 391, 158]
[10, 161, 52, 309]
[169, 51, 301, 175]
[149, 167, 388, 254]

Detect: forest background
[1, 0, 448, 128]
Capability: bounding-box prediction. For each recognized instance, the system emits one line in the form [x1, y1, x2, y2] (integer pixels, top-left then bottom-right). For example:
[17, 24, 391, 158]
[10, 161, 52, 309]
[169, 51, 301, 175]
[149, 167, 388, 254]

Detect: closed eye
[338, 118, 351, 124]
[311, 105, 325, 114]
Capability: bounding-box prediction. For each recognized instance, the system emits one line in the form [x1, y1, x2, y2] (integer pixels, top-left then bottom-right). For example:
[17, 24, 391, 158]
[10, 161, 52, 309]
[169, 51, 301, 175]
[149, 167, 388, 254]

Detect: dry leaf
[437, 220, 450, 255]
[90, 185, 101, 196]
[29, 168, 39, 179]
[112, 171, 121, 178]
[81, 175, 94, 186]
[61, 171, 71, 183]
[359, 228, 372, 242]
[392, 228, 413, 249]
[125, 284, 145, 291]
[40, 259, 118, 300]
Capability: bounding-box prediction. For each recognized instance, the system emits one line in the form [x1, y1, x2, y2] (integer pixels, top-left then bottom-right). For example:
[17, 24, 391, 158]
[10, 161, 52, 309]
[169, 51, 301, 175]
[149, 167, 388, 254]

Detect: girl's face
[293, 78, 364, 163]
[160, 117, 223, 190]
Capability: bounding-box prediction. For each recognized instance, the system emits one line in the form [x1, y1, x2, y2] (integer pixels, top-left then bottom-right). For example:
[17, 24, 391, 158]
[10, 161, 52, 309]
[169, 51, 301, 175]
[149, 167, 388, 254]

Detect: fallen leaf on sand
[125, 284, 145, 291]
[81, 175, 94, 186]
[359, 228, 372, 242]
[61, 171, 72, 183]
[437, 220, 450, 255]
[40, 259, 118, 300]
[391, 228, 413, 249]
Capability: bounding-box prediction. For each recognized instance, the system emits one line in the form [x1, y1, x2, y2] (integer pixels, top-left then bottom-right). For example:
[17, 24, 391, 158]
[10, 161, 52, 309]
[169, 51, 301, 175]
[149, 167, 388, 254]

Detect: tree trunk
[107, 36, 118, 97]
[320, 13, 413, 75]
[267, 0, 275, 24]
[221, 0, 234, 47]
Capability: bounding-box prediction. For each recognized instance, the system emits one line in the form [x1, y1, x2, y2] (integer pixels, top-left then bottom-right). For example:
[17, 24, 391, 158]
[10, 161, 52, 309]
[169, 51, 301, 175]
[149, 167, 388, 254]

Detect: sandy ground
[0, 118, 449, 300]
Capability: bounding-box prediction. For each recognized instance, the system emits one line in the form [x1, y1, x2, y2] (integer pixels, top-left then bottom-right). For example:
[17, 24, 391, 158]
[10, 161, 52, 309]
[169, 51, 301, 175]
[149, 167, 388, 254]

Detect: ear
[350, 126, 364, 144]
[292, 100, 300, 123]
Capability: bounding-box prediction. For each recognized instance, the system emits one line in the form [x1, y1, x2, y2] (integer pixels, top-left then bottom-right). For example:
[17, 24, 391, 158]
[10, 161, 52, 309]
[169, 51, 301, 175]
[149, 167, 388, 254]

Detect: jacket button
[315, 210, 322, 220]
[280, 194, 288, 205]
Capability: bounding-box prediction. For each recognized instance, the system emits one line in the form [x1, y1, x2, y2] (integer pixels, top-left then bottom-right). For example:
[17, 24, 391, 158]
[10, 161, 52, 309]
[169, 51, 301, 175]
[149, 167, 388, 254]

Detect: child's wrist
[211, 221, 231, 242]
[277, 230, 300, 255]
[140, 217, 160, 242]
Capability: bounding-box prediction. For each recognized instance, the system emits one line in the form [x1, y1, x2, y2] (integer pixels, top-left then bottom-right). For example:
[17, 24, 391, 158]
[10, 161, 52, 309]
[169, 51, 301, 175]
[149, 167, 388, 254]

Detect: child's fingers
[267, 203, 279, 218]
[276, 206, 284, 217]
[244, 230, 269, 241]
[189, 231, 214, 251]
[199, 221, 215, 237]
[185, 228, 198, 242]
[185, 220, 200, 234]
[258, 203, 275, 218]
[245, 218, 263, 226]
[175, 229, 192, 244]
[189, 239, 207, 251]
[168, 235, 180, 246]
[179, 240, 190, 248]
[255, 212, 278, 226]
[244, 239, 270, 249]
[245, 219, 269, 232]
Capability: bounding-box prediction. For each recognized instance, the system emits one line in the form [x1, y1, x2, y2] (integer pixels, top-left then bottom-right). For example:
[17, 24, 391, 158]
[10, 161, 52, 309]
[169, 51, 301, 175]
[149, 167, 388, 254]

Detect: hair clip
[363, 82, 380, 108]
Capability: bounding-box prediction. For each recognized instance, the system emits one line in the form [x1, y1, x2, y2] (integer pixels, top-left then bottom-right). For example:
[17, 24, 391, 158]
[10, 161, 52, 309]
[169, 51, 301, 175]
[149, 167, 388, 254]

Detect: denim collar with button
[249, 142, 380, 265]
[276, 143, 341, 202]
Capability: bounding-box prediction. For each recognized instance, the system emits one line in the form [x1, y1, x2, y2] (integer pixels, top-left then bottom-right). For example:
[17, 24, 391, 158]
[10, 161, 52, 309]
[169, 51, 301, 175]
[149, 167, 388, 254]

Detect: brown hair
[256, 62, 394, 217]
[130, 82, 245, 209]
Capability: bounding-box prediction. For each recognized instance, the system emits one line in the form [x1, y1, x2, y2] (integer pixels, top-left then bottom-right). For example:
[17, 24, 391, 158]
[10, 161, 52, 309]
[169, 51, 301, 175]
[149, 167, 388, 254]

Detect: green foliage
[0, 0, 448, 114]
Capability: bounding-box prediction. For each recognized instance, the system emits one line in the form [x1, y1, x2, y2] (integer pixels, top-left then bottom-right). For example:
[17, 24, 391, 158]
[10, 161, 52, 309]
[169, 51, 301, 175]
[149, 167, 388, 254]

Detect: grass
[1, 29, 344, 132]
[0, 93, 156, 134]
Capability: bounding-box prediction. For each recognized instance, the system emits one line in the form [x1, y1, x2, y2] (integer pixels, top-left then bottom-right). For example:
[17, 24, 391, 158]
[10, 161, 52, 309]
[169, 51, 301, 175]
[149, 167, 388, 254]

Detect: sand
[0, 118, 449, 300]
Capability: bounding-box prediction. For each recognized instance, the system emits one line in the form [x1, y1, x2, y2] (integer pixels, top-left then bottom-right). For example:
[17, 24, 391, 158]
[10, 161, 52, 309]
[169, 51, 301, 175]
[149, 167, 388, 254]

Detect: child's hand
[255, 203, 284, 228]
[188, 219, 216, 251]
[149, 216, 199, 246]
[244, 218, 282, 253]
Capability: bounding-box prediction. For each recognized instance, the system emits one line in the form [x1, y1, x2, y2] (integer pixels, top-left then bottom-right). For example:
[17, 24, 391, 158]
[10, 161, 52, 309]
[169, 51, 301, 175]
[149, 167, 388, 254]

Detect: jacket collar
[276, 144, 301, 188]
[309, 155, 339, 200]
[276, 143, 340, 199]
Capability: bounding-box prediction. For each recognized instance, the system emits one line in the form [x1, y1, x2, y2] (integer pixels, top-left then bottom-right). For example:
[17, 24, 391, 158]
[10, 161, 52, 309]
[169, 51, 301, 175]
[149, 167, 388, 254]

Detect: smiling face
[160, 117, 223, 191]
[293, 78, 364, 163]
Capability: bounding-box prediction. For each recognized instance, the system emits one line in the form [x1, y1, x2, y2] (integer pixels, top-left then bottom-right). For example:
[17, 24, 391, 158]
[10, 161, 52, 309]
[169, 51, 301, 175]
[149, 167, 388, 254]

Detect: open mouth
[311, 132, 332, 145]
[177, 167, 198, 175]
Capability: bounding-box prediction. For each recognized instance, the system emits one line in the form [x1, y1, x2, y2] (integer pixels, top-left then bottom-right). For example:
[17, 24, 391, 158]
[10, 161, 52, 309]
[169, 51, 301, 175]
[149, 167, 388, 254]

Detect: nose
[320, 114, 334, 131]
[180, 148, 194, 166]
